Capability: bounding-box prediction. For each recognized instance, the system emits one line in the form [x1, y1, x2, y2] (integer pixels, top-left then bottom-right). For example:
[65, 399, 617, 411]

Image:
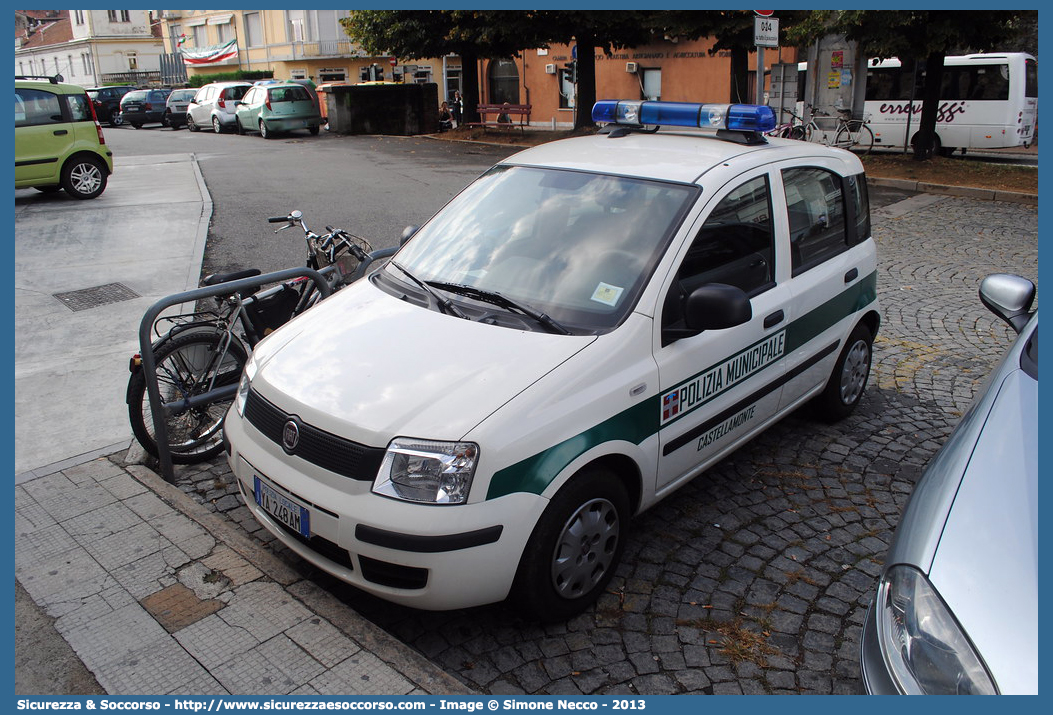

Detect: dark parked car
[162, 88, 198, 129]
[85, 85, 135, 126]
[118, 88, 172, 129]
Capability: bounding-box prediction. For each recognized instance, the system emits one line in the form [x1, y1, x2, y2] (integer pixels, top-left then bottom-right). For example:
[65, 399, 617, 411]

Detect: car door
[774, 163, 877, 411]
[653, 170, 791, 493]
[237, 87, 260, 126]
[188, 86, 211, 124]
[15, 87, 73, 183]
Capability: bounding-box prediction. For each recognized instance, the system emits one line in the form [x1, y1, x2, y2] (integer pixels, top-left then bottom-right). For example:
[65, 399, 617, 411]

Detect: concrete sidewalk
[14, 154, 469, 696]
[15, 153, 210, 477]
[15, 454, 468, 695]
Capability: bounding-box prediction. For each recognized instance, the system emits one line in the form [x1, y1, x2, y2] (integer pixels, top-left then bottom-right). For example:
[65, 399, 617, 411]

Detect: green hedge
[187, 70, 273, 87]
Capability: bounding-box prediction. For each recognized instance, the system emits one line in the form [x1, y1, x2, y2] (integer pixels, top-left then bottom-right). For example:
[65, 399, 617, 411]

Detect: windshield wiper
[388, 261, 469, 320]
[428, 282, 571, 335]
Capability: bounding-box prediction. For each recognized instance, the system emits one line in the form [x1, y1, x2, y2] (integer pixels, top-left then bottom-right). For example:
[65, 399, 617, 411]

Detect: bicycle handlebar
[267, 216, 288, 223]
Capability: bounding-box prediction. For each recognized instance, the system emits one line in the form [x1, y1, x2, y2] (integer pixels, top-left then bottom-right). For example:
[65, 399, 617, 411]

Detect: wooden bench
[466, 103, 531, 130]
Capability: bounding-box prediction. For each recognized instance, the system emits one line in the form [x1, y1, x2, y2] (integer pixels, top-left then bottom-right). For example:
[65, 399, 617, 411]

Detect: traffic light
[563, 60, 578, 84]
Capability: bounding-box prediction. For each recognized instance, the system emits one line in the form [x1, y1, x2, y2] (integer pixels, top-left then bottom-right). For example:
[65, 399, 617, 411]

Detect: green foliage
[187, 70, 273, 88]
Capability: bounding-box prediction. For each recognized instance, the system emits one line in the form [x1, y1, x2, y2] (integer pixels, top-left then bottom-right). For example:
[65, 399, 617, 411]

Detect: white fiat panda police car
[224, 100, 879, 620]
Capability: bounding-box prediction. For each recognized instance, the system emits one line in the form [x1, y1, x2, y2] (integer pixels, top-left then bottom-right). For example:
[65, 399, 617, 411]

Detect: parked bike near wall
[126, 211, 393, 464]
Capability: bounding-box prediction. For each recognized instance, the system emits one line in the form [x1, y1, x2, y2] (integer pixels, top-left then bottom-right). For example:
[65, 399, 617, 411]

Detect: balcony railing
[293, 40, 366, 58]
[101, 70, 162, 86]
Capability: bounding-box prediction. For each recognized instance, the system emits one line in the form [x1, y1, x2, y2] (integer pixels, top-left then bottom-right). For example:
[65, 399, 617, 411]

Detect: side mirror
[979, 273, 1035, 334]
[685, 283, 752, 331]
[400, 225, 419, 246]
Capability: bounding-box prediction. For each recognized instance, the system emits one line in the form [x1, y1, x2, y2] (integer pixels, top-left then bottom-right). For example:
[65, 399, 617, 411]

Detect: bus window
[1025, 59, 1038, 98]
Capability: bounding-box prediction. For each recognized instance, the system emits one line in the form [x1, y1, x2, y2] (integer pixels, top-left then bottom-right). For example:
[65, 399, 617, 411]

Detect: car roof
[504, 130, 865, 185]
[15, 77, 86, 94]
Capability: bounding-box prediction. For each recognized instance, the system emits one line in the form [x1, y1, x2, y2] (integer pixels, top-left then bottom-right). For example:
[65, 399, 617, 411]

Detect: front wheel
[309, 124, 320, 136]
[834, 121, 874, 155]
[61, 155, 107, 199]
[814, 323, 872, 422]
[187, 115, 199, 132]
[511, 468, 629, 621]
[127, 331, 249, 464]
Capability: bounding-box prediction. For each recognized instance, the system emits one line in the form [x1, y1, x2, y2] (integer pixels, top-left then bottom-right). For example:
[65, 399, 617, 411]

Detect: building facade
[158, 10, 795, 129]
[15, 10, 166, 87]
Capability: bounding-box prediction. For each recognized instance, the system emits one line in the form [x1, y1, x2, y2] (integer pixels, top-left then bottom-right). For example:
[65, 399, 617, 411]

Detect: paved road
[106, 126, 1037, 694]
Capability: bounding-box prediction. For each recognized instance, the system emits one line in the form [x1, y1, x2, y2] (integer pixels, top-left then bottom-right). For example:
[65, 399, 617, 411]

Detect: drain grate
[53, 282, 140, 312]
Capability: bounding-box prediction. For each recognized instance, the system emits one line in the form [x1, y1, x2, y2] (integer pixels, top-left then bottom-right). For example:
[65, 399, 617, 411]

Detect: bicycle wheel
[788, 125, 808, 141]
[835, 121, 874, 155]
[128, 330, 248, 464]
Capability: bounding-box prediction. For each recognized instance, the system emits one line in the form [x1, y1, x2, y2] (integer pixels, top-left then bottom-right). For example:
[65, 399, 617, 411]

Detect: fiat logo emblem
[282, 419, 300, 452]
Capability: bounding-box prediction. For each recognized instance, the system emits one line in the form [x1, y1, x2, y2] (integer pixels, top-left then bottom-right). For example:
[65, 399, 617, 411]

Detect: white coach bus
[794, 53, 1036, 154]
[862, 53, 1037, 154]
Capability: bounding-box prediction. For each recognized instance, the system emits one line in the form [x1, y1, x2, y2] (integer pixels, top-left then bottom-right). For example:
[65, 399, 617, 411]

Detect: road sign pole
[757, 45, 765, 106]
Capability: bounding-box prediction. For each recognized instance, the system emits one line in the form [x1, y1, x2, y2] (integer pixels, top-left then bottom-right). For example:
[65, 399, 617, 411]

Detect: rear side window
[846, 173, 870, 242]
[15, 88, 64, 127]
[224, 85, 249, 101]
[782, 167, 847, 274]
[66, 93, 92, 122]
[124, 91, 148, 103]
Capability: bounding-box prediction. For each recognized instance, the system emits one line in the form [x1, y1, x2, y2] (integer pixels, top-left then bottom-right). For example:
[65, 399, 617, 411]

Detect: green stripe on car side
[486, 271, 877, 501]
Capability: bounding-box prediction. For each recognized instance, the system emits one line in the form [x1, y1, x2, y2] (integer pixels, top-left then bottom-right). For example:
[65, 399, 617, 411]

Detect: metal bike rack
[138, 267, 331, 483]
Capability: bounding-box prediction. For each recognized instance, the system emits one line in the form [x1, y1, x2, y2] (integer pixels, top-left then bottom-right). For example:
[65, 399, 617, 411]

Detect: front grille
[244, 389, 385, 481]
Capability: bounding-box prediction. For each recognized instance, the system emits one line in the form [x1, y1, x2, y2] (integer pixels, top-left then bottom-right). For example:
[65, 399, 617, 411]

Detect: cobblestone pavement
[162, 194, 1037, 695]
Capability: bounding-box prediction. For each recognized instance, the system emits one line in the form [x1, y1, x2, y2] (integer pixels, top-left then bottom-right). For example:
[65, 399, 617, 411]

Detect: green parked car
[15, 75, 114, 199]
[233, 83, 321, 139]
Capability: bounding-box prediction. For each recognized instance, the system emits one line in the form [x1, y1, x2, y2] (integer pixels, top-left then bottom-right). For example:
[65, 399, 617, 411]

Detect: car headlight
[235, 358, 256, 417]
[373, 438, 479, 505]
[876, 565, 997, 694]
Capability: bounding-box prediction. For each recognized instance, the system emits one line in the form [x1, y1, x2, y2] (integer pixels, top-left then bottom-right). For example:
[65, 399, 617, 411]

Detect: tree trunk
[460, 49, 481, 125]
[912, 51, 945, 161]
[574, 33, 597, 130]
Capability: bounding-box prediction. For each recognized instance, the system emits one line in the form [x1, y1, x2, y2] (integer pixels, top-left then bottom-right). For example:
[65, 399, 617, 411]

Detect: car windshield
[392, 165, 698, 332]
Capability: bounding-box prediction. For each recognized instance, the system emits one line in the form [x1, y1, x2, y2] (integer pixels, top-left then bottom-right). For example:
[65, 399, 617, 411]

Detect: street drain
[53, 282, 139, 312]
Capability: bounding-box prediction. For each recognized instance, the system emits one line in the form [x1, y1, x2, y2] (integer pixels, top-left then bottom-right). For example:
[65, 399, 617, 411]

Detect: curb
[126, 460, 475, 695]
[866, 176, 1037, 205]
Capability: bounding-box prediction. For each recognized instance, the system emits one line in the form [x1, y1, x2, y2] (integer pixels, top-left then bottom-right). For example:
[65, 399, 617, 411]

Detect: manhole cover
[53, 282, 139, 312]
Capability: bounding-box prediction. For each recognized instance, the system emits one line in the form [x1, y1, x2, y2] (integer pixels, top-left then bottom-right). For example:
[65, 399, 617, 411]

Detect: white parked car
[860, 274, 1037, 695]
[223, 100, 881, 619]
[186, 81, 251, 133]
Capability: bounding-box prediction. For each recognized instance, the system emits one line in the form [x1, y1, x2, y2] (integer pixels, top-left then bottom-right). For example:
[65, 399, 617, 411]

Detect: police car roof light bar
[592, 100, 777, 140]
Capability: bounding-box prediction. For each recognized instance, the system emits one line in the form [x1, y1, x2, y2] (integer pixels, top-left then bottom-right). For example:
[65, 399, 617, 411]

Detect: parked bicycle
[764, 109, 808, 140]
[126, 211, 386, 464]
[793, 106, 874, 154]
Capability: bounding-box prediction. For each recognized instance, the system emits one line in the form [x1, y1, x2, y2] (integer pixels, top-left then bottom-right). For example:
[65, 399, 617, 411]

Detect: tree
[786, 10, 1037, 160]
[342, 11, 541, 124]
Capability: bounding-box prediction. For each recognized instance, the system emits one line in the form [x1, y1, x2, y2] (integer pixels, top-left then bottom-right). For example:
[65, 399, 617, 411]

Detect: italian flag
[181, 39, 238, 65]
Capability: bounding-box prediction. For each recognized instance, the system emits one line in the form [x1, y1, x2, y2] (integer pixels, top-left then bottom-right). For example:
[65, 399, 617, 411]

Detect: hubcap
[69, 163, 102, 195]
[839, 339, 870, 405]
[550, 498, 620, 599]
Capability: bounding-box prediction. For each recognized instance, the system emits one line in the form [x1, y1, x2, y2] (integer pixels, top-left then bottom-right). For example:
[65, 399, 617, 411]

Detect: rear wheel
[112, 113, 124, 127]
[212, 116, 223, 134]
[814, 323, 873, 422]
[834, 121, 874, 154]
[127, 331, 248, 464]
[161, 111, 171, 128]
[60, 155, 107, 199]
[309, 125, 320, 136]
[131, 123, 142, 129]
[512, 468, 629, 621]
[236, 118, 246, 135]
[260, 120, 273, 139]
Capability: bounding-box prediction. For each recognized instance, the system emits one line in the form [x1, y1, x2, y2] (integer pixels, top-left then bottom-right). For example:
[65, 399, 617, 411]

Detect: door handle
[844, 268, 858, 283]
[764, 310, 784, 329]
[53, 129, 68, 136]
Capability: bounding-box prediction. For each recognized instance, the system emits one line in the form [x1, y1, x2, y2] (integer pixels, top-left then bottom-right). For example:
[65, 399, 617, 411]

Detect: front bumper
[224, 410, 549, 611]
[859, 599, 900, 694]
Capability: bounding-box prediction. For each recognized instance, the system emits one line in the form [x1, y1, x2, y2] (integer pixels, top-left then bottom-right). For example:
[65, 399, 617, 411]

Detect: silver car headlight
[876, 565, 997, 694]
[373, 438, 479, 505]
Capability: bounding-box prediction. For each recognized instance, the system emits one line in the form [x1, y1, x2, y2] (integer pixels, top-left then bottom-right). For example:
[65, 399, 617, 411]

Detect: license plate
[254, 476, 310, 537]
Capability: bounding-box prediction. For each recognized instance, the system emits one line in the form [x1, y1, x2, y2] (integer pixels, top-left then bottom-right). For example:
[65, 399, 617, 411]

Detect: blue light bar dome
[592, 100, 776, 133]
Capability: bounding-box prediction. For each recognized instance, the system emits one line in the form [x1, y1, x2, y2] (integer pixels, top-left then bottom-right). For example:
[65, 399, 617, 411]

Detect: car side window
[15, 89, 64, 127]
[66, 93, 92, 122]
[782, 167, 847, 273]
[846, 173, 870, 242]
[662, 175, 774, 329]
